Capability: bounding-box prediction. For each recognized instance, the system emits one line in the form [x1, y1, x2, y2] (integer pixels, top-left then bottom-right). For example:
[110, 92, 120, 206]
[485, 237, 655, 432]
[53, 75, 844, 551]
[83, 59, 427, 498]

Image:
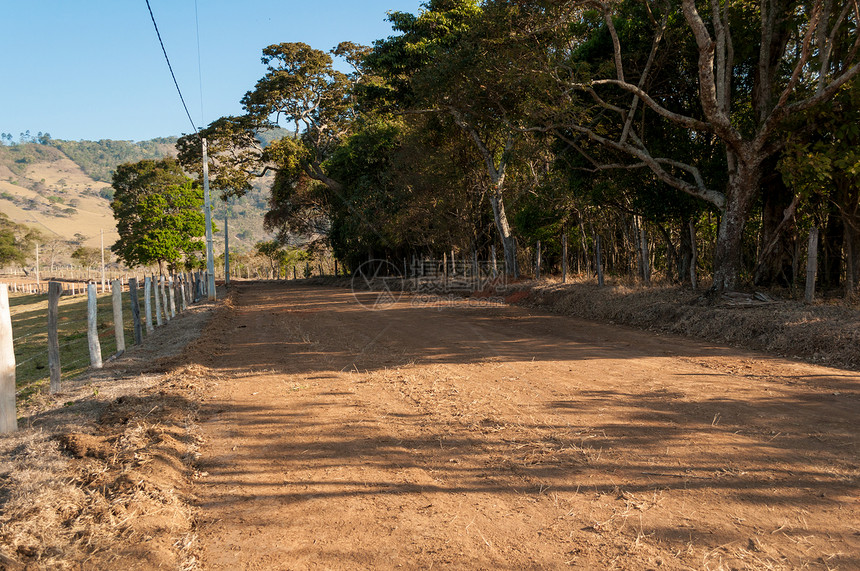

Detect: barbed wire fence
[0, 270, 215, 433]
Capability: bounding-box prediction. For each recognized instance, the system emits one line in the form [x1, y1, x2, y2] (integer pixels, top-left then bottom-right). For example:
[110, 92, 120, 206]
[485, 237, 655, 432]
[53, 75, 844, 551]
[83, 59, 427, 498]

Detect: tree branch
[554, 125, 726, 209]
[681, 0, 737, 141]
[590, 80, 713, 133]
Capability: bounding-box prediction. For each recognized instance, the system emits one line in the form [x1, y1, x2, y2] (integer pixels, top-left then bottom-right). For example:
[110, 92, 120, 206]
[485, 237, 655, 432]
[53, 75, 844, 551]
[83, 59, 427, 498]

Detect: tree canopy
[110, 158, 205, 273]
[0, 213, 39, 268]
[171, 0, 860, 294]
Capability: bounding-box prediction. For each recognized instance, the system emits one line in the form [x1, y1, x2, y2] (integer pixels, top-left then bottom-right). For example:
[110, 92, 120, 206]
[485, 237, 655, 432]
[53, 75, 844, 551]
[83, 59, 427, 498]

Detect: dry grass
[0, 296, 221, 570]
[509, 278, 860, 371]
[0, 152, 116, 248]
[312, 273, 860, 370]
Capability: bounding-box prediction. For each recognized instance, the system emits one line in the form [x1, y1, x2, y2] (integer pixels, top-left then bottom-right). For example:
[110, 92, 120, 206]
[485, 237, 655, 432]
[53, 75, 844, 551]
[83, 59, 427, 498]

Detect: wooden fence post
[182, 273, 188, 305]
[48, 282, 62, 393]
[87, 283, 102, 368]
[168, 276, 177, 318]
[689, 219, 698, 291]
[154, 275, 163, 326]
[112, 279, 126, 355]
[175, 275, 184, 313]
[596, 235, 605, 287]
[179, 275, 188, 311]
[638, 216, 651, 285]
[186, 272, 194, 304]
[143, 276, 154, 334]
[162, 276, 172, 320]
[0, 284, 18, 433]
[129, 277, 142, 345]
[805, 226, 819, 303]
[562, 233, 568, 283]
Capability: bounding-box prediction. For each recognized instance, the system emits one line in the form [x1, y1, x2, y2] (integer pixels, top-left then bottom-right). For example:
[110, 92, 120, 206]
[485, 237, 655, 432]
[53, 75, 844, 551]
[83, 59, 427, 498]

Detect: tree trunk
[754, 156, 796, 287]
[821, 207, 843, 290]
[712, 162, 759, 292]
[637, 216, 651, 284]
[839, 180, 860, 297]
[678, 220, 692, 285]
[844, 224, 855, 297]
[805, 227, 820, 303]
[656, 223, 678, 283]
[490, 190, 517, 276]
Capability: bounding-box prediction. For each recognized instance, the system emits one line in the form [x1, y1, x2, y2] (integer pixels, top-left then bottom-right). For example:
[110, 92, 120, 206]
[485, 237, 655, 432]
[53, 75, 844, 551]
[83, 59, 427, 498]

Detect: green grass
[9, 290, 138, 401]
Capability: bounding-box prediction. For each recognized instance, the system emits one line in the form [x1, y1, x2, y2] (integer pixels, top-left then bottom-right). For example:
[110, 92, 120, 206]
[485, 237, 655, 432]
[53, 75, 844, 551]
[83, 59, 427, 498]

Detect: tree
[0, 213, 39, 267]
[70, 246, 101, 268]
[779, 79, 860, 294]
[498, 0, 860, 290]
[367, 0, 538, 275]
[42, 239, 69, 272]
[71, 246, 103, 279]
[254, 240, 310, 278]
[177, 42, 368, 197]
[110, 158, 205, 274]
[255, 240, 285, 277]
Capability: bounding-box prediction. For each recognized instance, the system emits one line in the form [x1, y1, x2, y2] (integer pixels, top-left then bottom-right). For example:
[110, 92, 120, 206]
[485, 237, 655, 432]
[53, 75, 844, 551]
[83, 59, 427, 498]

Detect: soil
[0, 299, 217, 570]
[1, 281, 858, 570]
[186, 283, 859, 570]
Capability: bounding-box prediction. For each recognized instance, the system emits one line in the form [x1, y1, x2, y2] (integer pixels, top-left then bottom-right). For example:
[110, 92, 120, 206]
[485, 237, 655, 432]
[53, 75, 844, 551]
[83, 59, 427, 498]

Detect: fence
[0, 271, 214, 433]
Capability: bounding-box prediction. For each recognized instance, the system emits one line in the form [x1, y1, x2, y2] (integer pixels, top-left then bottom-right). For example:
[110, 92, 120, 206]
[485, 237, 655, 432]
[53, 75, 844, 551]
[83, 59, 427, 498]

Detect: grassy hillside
[48, 138, 178, 183]
[0, 143, 117, 250]
[0, 139, 273, 266]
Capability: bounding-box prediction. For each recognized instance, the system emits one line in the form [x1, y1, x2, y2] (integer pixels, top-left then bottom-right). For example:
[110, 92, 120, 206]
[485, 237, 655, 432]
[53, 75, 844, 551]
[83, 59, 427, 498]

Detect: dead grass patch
[0, 295, 222, 570]
[507, 280, 860, 370]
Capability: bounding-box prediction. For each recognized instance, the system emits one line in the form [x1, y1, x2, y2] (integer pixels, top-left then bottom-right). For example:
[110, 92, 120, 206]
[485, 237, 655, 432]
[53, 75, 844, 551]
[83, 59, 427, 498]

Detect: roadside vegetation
[174, 0, 859, 300]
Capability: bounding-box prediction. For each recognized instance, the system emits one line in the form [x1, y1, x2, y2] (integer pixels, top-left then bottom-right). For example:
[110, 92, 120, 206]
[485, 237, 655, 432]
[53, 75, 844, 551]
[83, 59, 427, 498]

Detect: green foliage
[0, 212, 39, 267]
[70, 246, 101, 268]
[166, 0, 860, 288]
[110, 158, 205, 272]
[779, 82, 860, 199]
[254, 240, 309, 275]
[48, 138, 178, 182]
[0, 143, 64, 175]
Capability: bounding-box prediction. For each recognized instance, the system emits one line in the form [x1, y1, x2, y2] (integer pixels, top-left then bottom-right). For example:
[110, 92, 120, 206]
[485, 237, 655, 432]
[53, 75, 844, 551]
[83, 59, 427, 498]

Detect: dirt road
[189, 283, 859, 569]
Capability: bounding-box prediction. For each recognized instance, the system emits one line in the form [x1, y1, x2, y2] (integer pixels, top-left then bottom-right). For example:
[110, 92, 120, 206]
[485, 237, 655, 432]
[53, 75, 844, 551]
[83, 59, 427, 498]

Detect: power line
[144, 0, 198, 134]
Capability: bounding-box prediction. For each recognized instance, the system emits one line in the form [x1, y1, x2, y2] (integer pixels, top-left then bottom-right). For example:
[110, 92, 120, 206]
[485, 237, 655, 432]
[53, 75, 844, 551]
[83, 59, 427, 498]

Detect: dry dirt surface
[184, 283, 859, 570]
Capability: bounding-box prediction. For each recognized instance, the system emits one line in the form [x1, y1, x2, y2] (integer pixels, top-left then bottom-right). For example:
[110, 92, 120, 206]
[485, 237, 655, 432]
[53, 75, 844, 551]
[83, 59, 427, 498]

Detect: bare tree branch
[555, 125, 726, 208]
[589, 79, 713, 133]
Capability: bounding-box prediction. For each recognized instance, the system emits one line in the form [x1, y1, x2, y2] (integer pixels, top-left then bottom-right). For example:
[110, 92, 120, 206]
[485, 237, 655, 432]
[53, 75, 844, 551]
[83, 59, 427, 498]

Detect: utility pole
[202, 137, 216, 300]
[35, 243, 40, 286]
[100, 229, 106, 293]
[224, 213, 230, 285]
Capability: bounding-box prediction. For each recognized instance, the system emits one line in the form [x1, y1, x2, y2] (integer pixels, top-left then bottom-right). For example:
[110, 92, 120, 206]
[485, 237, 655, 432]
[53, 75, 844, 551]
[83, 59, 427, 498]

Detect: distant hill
[48, 138, 179, 182]
[0, 138, 274, 265]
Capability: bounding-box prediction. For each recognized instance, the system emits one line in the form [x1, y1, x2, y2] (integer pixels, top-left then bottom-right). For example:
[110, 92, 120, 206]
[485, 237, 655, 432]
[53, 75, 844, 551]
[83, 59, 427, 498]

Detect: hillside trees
[110, 158, 205, 274]
[0, 213, 39, 268]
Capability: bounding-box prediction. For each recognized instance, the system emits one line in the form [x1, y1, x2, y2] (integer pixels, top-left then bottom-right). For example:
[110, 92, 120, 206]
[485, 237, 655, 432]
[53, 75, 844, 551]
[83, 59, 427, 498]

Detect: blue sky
[0, 0, 423, 142]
